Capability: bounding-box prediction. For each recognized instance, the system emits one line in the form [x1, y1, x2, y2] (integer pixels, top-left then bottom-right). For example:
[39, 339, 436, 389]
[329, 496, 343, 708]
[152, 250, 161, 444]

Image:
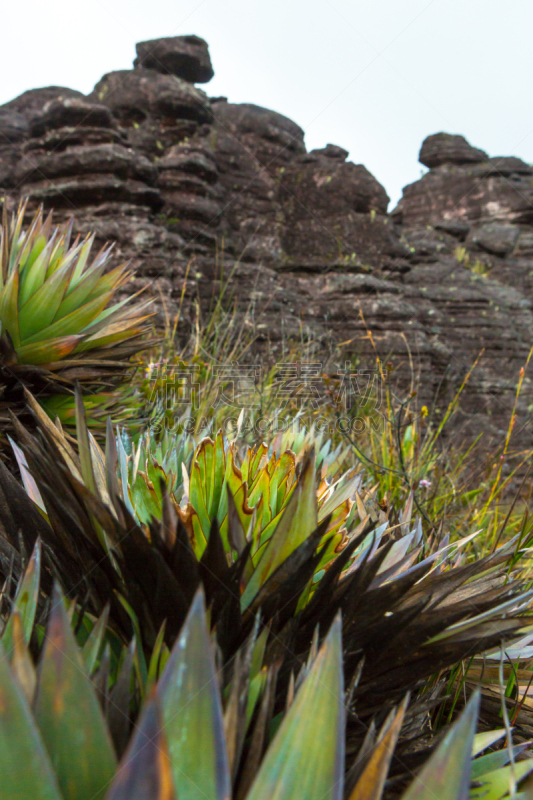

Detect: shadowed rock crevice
[1, 35, 533, 445]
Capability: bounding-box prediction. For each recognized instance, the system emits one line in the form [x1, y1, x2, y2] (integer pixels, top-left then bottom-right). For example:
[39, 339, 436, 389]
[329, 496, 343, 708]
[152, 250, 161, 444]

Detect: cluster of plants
[2, 203, 533, 799]
[0, 201, 154, 437]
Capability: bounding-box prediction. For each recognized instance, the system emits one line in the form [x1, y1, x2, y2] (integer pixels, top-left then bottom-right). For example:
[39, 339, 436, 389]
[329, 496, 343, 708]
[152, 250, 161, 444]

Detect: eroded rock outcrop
[134, 35, 214, 83]
[1, 36, 533, 447]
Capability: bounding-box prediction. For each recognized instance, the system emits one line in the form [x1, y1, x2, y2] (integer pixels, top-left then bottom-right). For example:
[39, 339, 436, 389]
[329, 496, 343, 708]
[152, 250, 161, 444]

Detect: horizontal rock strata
[2, 36, 533, 448]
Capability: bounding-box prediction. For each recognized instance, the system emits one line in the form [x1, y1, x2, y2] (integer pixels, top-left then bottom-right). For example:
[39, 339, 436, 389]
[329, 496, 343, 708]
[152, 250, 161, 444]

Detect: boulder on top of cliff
[1, 87, 84, 120]
[419, 132, 488, 168]
[309, 144, 349, 161]
[31, 97, 114, 137]
[89, 69, 213, 125]
[134, 35, 214, 83]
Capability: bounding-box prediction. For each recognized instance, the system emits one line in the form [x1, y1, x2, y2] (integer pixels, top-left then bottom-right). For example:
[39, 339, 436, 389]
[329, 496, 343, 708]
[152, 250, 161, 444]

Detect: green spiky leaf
[246, 615, 344, 800]
[2, 538, 41, 649]
[33, 585, 117, 800]
[105, 690, 176, 800]
[400, 691, 480, 800]
[158, 590, 231, 800]
[0, 641, 62, 800]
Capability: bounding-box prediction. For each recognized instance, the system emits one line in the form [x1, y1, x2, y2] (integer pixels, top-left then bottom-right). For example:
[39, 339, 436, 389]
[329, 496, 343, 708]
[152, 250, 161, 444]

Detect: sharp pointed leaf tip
[158, 588, 231, 800]
[246, 614, 344, 800]
[400, 691, 480, 800]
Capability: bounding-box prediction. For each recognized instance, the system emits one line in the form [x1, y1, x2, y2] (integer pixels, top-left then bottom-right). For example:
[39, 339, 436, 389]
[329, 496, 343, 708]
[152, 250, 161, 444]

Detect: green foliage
[117, 423, 355, 575]
[0, 201, 154, 436]
[34, 585, 117, 800]
[2, 211, 533, 798]
[0, 561, 531, 800]
[0, 202, 151, 361]
[127, 296, 533, 566]
[0, 390, 532, 797]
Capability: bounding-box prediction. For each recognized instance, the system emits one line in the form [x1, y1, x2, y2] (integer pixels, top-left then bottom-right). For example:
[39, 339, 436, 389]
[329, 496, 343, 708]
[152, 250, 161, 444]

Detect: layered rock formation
[1, 36, 533, 446]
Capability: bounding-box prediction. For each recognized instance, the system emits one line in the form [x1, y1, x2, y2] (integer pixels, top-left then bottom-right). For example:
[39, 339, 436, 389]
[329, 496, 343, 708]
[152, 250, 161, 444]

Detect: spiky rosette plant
[0, 201, 153, 434]
[118, 421, 357, 566]
[3, 388, 533, 792]
[1, 549, 532, 800]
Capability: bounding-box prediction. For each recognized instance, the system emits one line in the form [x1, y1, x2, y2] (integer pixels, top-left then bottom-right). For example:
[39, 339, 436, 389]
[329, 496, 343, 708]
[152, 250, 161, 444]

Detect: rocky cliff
[1, 35, 532, 445]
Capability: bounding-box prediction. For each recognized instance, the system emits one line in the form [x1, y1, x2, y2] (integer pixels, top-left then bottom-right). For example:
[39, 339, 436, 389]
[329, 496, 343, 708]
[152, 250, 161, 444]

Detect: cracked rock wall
[1, 37, 533, 445]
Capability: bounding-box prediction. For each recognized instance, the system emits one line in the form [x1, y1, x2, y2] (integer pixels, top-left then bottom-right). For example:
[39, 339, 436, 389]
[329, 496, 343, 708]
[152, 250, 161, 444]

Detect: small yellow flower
[421, 406, 428, 418]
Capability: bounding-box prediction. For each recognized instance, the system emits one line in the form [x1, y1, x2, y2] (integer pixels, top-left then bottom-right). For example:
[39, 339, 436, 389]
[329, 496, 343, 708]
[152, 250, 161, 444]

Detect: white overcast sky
[2, 0, 533, 208]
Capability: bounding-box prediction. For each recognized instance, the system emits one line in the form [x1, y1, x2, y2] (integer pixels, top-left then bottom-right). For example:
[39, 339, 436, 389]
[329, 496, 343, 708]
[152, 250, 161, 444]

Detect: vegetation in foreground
[1, 205, 533, 798]
[0, 202, 154, 438]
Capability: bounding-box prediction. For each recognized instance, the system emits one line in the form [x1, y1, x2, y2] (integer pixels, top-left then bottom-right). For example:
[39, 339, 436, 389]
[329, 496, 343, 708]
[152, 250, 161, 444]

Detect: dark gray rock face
[2, 87, 84, 120]
[399, 164, 533, 229]
[419, 132, 488, 168]
[0, 109, 29, 142]
[471, 223, 519, 256]
[2, 40, 533, 448]
[89, 69, 212, 126]
[30, 97, 114, 137]
[134, 35, 214, 83]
